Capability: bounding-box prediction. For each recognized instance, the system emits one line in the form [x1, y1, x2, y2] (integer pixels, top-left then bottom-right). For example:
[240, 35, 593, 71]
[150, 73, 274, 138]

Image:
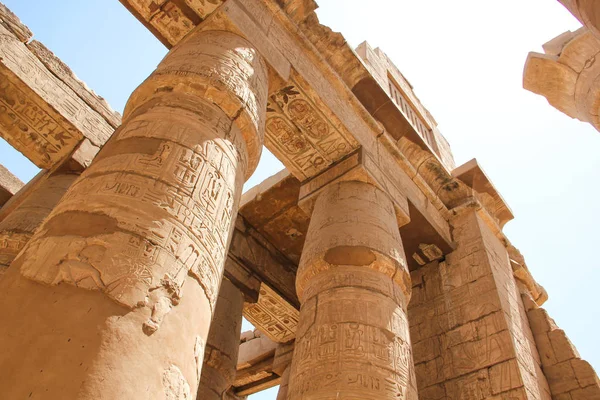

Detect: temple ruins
[524, 0, 600, 133]
[0, 1, 598, 399]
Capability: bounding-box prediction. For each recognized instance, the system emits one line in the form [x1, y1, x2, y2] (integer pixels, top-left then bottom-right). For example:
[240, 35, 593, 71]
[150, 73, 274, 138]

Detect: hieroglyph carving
[14, 31, 268, 337]
[0, 73, 82, 169]
[123, 0, 224, 46]
[18, 103, 241, 311]
[288, 182, 417, 399]
[265, 77, 359, 181]
[243, 283, 299, 343]
[0, 25, 112, 168]
[0, 232, 30, 268]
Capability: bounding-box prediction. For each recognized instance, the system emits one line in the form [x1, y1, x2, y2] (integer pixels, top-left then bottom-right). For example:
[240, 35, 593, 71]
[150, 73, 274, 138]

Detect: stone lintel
[297, 148, 411, 227]
[26, 40, 121, 129]
[120, 0, 463, 261]
[235, 374, 281, 397]
[0, 2, 32, 43]
[118, 0, 223, 48]
[272, 340, 294, 376]
[237, 332, 278, 369]
[224, 254, 261, 303]
[452, 158, 514, 229]
[234, 331, 281, 395]
[243, 283, 299, 343]
[0, 164, 23, 207]
[0, 18, 115, 170]
[352, 40, 456, 172]
[229, 216, 299, 308]
[507, 242, 548, 306]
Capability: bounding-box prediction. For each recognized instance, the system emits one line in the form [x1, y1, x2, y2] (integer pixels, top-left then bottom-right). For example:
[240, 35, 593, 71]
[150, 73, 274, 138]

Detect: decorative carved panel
[265, 76, 360, 181]
[121, 0, 224, 46]
[0, 69, 83, 169]
[243, 283, 299, 343]
[0, 24, 113, 169]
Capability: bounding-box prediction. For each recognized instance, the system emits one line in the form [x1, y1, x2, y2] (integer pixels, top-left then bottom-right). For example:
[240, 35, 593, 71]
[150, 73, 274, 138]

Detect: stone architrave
[287, 181, 418, 400]
[197, 278, 244, 400]
[0, 29, 267, 399]
[0, 172, 78, 273]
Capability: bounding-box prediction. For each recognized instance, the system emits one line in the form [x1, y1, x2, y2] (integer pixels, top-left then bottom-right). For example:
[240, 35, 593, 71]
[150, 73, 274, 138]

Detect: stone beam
[237, 330, 278, 369]
[243, 283, 299, 343]
[119, 0, 461, 249]
[524, 28, 600, 133]
[233, 330, 281, 396]
[118, 0, 224, 48]
[0, 164, 23, 207]
[0, 2, 31, 43]
[0, 16, 117, 170]
[229, 216, 298, 307]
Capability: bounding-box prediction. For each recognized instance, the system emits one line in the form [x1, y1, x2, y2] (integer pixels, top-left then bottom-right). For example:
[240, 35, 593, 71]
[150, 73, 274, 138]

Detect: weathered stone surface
[26, 40, 121, 129]
[0, 29, 267, 398]
[237, 331, 278, 369]
[0, 171, 77, 272]
[524, 27, 600, 133]
[0, 1, 598, 399]
[528, 306, 600, 398]
[197, 278, 244, 400]
[243, 283, 299, 343]
[560, 0, 600, 40]
[0, 164, 23, 207]
[409, 209, 552, 399]
[0, 1, 32, 43]
[233, 330, 281, 396]
[0, 23, 114, 169]
[288, 181, 418, 399]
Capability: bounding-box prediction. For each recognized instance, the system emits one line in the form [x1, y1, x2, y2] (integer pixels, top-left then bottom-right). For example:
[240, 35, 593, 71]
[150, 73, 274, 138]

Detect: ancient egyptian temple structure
[0, 1, 598, 399]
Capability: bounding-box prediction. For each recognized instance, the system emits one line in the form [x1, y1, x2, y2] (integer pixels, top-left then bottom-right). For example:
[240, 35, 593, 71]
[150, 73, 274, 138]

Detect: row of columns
[0, 21, 419, 395]
[0, 25, 554, 400]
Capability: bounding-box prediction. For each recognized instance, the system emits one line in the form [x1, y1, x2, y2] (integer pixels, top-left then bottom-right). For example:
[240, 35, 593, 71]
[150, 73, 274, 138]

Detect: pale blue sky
[1, 1, 598, 399]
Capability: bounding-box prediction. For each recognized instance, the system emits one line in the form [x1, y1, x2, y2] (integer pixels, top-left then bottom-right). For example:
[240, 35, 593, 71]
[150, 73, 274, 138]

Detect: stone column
[273, 341, 294, 400]
[0, 172, 77, 274]
[0, 30, 267, 399]
[287, 181, 418, 399]
[276, 368, 291, 400]
[197, 278, 244, 400]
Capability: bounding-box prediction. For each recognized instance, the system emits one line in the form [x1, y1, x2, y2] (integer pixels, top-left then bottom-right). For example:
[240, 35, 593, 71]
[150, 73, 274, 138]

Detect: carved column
[0, 172, 77, 274]
[287, 181, 417, 399]
[197, 278, 244, 400]
[0, 30, 267, 399]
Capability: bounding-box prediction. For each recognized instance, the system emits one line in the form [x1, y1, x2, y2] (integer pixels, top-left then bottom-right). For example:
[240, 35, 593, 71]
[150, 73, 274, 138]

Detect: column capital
[524, 28, 600, 133]
[124, 29, 269, 179]
[296, 179, 411, 303]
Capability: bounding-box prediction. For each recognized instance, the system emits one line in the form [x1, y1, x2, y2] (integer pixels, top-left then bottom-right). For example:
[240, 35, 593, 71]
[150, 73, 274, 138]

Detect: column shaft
[0, 172, 77, 273]
[288, 181, 417, 399]
[0, 29, 267, 399]
[197, 278, 244, 400]
[276, 367, 291, 400]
